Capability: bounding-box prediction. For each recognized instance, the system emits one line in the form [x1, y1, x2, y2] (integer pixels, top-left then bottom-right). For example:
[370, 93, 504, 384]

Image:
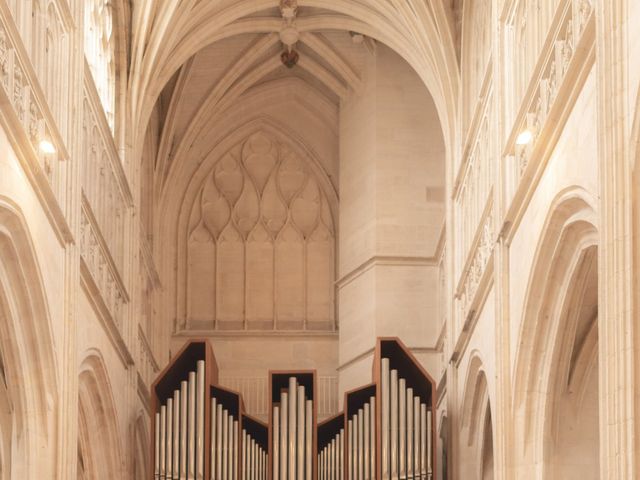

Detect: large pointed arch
[458, 353, 494, 480]
[161, 117, 338, 332]
[0, 197, 59, 479]
[512, 187, 599, 478]
[77, 351, 124, 478]
[127, 1, 459, 170]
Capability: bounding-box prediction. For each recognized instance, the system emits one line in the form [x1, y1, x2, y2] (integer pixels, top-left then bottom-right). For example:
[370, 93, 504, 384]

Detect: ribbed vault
[128, 0, 459, 170]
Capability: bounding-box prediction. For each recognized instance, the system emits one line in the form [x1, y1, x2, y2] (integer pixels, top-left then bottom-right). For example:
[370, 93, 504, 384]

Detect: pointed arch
[77, 351, 124, 478]
[168, 119, 337, 332]
[459, 353, 494, 480]
[134, 411, 150, 480]
[0, 197, 59, 478]
[512, 187, 599, 478]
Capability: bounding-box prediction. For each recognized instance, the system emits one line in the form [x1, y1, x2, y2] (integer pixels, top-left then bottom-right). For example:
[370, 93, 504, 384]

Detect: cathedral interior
[0, 0, 638, 478]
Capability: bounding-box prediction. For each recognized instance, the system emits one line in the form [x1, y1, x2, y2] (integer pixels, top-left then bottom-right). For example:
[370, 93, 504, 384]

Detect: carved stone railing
[454, 203, 494, 335]
[503, 0, 594, 224]
[82, 63, 132, 275]
[79, 200, 131, 365]
[137, 325, 160, 389]
[219, 375, 339, 421]
[453, 86, 494, 283]
[4, 0, 74, 142]
[0, 5, 72, 242]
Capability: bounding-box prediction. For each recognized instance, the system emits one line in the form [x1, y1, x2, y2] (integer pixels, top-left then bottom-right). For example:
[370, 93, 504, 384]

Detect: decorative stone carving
[80, 205, 128, 329]
[455, 90, 493, 279]
[457, 210, 494, 321]
[508, 0, 594, 191]
[82, 91, 129, 274]
[186, 131, 335, 331]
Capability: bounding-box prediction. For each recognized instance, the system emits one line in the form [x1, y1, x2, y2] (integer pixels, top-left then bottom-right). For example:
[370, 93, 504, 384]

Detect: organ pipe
[180, 381, 188, 479]
[173, 390, 180, 480]
[216, 403, 223, 480]
[160, 405, 166, 480]
[297, 385, 305, 479]
[381, 358, 390, 480]
[196, 361, 205, 480]
[406, 387, 413, 479]
[152, 339, 435, 480]
[279, 391, 288, 479]
[273, 406, 280, 480]
[399, 379, 406, 479]
[188, 371, 196, 480]
[305, 399, 313, 480]
[154, 412, 160, 479]
[167, 398, 173, 478]
[390, 369, 398, 480]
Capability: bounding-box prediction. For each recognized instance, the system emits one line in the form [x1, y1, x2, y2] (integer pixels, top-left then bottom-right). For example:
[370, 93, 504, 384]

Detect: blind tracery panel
[185, 131, 335, 332]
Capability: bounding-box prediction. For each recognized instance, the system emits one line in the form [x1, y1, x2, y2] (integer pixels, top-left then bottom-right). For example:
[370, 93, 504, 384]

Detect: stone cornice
[336, 254, 439, 289]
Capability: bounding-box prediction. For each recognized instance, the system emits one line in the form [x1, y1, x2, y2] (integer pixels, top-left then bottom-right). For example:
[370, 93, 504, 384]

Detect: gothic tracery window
[84, 0, 115, 130]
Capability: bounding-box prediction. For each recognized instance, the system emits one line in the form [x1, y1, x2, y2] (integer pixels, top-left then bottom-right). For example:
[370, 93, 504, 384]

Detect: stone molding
[502, 0, 595, 244]
[0, 3, 72, 244]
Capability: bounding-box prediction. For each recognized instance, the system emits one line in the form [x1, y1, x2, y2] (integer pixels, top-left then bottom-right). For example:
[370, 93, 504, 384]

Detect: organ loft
[0, 0, 638, 479]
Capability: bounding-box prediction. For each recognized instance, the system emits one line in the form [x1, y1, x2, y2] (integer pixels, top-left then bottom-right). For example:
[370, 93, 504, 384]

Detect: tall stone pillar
[595, 0, 638, 476]
[338, 45, 445, 399]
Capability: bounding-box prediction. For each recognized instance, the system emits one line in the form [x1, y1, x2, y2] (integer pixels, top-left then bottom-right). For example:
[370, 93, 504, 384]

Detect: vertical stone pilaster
[56, 1, 84, 478]
[595, 0, 637, 477]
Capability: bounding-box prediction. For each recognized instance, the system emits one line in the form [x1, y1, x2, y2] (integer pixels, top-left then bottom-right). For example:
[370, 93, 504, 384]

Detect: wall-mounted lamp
[515, 129, 533, 146]
[39, 139, 56, 155]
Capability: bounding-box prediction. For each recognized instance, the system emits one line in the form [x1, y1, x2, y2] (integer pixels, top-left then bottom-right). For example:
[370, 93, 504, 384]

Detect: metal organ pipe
[196, 361, 205, 480]
[180, 381, 188, 479]
[188, 371, 196, 480]
[279, 391, 288, 479]
[420, 403, 427, 478]
[173, 390, 180, 480]
[273, 407, 280, 480]
[369, 397, 376, 480]
[398, 379, 406, 479]
[216, 403, 223, 480]
[160, 405, 166, 480]
[390, 369, 398, 480]
[363, 403, 370, 480]
[305, 400, 313, 480]
[413, 396, 420, 478]
[380, 358, 390, 480]
[297, 385, 305, 479]
[347, 419, 353, 480]
[153, 341, 435, 480]
[167, 398, 174, 478]
[288, 378, 297, 480]
[155, 411, 160, 479]
[406, 387, 413, 479]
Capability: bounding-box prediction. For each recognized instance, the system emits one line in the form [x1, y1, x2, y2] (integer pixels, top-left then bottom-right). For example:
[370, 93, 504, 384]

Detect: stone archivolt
[185, 131, 335, 332]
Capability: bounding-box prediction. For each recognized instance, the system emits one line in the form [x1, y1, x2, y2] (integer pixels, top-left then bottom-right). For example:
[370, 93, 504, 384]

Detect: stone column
[595, 0, 638, 477]
[338, 44, 445, 398]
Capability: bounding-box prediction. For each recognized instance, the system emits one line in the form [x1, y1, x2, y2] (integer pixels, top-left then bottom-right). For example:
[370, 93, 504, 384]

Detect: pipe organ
[241, 414, 268, 480]
[269, 372, 316, 480]
[151, 338, 435, 480]
[318, 414, 345, 480]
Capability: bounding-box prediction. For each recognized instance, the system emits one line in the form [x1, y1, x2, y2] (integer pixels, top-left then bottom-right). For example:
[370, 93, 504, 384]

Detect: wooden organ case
[152, 337, 436, 480]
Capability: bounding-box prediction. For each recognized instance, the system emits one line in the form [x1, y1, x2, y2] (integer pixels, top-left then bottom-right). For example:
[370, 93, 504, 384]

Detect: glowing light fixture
[39, 139, 56, 155]
[515, 129, 533, 146]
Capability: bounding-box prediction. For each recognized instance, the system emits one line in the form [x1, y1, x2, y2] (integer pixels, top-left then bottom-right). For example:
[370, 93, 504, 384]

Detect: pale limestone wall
[338, 45, 445, 398]
[2, 0, 640, 479]
[507, 70, 598, 369]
